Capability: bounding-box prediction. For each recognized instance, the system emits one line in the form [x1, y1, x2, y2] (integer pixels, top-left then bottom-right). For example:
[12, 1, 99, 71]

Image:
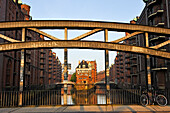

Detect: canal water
[61, 94, 106, 105]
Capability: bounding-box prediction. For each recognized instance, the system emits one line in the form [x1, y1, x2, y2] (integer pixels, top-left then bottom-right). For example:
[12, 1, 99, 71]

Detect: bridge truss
[0, 20, 169, 105]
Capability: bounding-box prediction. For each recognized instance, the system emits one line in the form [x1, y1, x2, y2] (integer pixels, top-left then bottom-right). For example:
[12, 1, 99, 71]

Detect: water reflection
[61, 89, 107, 105]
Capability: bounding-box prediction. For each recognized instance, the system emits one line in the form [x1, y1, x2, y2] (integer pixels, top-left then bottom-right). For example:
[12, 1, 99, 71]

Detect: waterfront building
[0, 0, 62, 91]
[76, 60, 97, 84]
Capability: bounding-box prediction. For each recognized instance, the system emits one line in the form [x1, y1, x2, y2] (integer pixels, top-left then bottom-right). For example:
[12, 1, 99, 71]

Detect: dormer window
[83, 65, 85, 68]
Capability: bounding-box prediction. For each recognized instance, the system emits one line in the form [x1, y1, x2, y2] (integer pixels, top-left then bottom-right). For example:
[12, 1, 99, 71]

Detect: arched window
[6, 59, 12, 86]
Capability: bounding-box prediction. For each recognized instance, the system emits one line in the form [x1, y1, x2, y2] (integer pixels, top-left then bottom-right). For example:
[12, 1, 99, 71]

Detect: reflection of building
[76, 60, 97, 84]
[74, 89, 97, 105]
[0, 0, 62, 91]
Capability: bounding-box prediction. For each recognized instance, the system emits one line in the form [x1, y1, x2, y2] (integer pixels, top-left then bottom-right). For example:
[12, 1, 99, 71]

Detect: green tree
[70, 72, 76, 82]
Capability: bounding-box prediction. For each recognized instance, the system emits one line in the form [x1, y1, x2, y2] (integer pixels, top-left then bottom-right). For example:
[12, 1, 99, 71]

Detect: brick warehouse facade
[0, 0, 62, 91]
[76, 60, 97, 84]
[111, 0, 170, 91]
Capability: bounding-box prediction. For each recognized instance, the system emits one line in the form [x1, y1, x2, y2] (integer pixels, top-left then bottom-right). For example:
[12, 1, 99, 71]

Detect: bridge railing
[0, 88, 169, 107]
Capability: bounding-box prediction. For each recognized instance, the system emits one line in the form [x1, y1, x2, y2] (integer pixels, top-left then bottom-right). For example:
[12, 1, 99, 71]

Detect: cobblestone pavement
[0, 105, 170, 113]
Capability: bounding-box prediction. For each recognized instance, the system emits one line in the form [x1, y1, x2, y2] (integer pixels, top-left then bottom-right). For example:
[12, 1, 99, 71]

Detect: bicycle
[140, 89, 167, 106]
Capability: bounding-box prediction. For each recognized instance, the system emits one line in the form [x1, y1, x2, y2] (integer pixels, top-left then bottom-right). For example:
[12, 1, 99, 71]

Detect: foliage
[70, 72, 76, 82]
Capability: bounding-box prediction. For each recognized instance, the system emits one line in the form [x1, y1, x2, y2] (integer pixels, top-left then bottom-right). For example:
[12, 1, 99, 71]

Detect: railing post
[104, 29, 110, 104]
[64, 28, 68, 105]
[19, 28, 26, 106]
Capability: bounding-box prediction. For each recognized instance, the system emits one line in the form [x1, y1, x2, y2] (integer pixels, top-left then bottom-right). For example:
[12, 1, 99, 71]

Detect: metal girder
[71, 29, 102, 40]
[151, 40, 170, 49]
[0, 33, 21, 42]
[112, 32, 143, 43]
[28, 28, 60, 40]
[1, 21, 170, 35]
[0, 40, 169, 59]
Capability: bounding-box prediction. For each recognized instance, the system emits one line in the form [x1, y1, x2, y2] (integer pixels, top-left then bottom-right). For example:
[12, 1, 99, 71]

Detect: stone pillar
[63, 28, 68, 105]
[19, 28, 26, 106]
[145, 32, 152, 90]
[105, 29, 110, 104]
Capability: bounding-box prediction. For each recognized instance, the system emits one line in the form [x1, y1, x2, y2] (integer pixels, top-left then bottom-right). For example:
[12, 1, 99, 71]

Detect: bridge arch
[0, 40, 169, 59]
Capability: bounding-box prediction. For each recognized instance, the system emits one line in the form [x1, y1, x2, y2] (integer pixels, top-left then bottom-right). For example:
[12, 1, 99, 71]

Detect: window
[6, 59, 12, 86]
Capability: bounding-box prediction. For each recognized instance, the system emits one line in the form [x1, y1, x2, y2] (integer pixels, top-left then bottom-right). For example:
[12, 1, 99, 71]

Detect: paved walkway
[0, 105, 170, 113]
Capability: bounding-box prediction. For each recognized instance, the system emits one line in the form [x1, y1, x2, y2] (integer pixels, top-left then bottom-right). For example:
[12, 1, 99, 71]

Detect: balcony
[130, 56, 137, 60]
[26, 71, 31, 75]
[154, 22, 164, 27]
[147, 0, 157, 7]
[131, 64, 137, 67]
[148, 9, 164, 19]
[152, 62, 168, 71]
[130, 73, 137, 76]
[26, 50, 31, 54]
[150, 36, 165, 42]
[26, 59, 31, 63]
[152, 67, 167, 71]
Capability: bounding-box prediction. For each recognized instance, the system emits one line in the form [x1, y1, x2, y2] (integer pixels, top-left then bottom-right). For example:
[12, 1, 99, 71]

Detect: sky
[21, 0, 145, 73]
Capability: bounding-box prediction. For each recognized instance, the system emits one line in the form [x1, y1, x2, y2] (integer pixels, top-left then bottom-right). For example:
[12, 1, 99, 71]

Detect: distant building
[96, 71, 105, 82]
[109, 64, 115, 82]
[68, 74, 72, 81]
[76, 60, 97, 84]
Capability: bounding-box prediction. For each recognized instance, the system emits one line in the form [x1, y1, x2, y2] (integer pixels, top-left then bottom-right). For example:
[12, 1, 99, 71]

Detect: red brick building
[96, 71, 105, 82]
[76, 60, 97, 84]
[0, 0, 62, 91]
[111, 0, 170, 91]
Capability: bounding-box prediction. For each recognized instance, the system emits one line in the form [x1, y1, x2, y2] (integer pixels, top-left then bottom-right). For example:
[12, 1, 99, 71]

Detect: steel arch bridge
[0, 20, 169, 58]
[0, 20, 170, 105]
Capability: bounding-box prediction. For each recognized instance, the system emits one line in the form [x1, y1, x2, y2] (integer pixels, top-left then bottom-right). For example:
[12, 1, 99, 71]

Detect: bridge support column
[19, 28, 26, 106]
[105, 29, 110, 104]
[64, 28, 68, 105]
[145, 32, 152, 91]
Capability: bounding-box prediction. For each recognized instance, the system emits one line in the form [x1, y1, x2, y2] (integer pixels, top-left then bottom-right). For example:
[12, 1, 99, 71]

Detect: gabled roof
[76, 60, 89, 68]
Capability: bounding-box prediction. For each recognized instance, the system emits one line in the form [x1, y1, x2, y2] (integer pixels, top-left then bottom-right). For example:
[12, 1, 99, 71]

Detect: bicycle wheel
[140, 94, 148, 106]
[156, 95, 167, 106]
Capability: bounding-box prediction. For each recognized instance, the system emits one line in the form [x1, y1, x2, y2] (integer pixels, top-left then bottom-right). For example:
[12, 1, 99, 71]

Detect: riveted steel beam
[0, 21, 170, 35]
[71, 29, 102, 40]
[0, 40, 169, 59]
[0, 33, 21, 42]
[28, 28, 61, 40]
[112, 32, 143, 43]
